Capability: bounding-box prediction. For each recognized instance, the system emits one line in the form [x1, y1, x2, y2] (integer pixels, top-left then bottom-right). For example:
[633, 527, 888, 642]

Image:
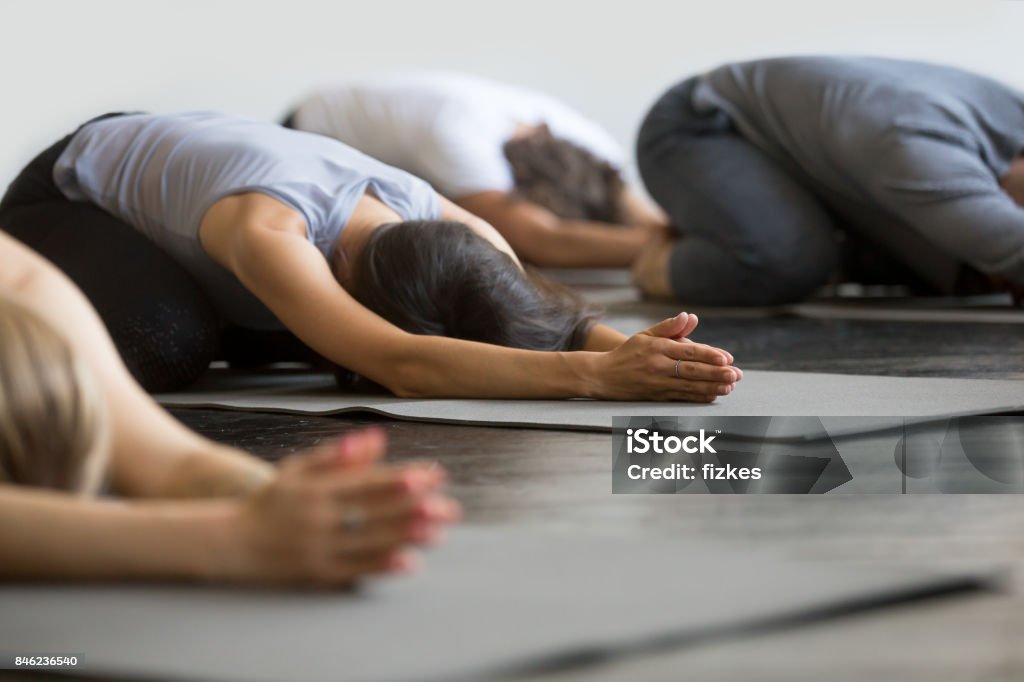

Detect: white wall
[1, 0, 1021, 185]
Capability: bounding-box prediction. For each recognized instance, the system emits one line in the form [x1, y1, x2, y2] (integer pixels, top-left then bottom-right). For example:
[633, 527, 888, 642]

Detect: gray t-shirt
[54, 111, 441, 328]
[693, 56, 1024, 283]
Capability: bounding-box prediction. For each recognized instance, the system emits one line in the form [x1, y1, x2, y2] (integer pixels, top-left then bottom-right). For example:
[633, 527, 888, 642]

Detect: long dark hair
[350, 221, 600, 351]
[503, 126, 625, 223]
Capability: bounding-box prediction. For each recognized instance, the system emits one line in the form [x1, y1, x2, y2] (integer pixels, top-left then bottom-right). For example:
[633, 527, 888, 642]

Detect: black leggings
[0, 116, 317, 392]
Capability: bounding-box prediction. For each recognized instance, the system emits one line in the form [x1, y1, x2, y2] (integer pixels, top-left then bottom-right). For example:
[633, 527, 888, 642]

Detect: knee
[750, 268, 828, 305]
[664, 239, 836, 307]
[748, 237, 841, 304]
[694, 261, 832, 307]
[692, 235, 840, 306]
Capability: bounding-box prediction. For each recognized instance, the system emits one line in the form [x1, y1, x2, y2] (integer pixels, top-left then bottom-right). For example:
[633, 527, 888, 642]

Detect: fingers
[317, 549, 420, 587]
[668, 391, 721, 403]
[320, 461, 446, 501]
[650, 337, 731, 367]
[330, 510, 449, 555]
[284, 428, 388, 475]
[653, 333, 740, 401]
[364, 490, 463, 524]
[307, 476, 460, 586]
[603, 315, 743, 402]
[328, 494, 461, 577]
[644, 312, 700, 342]
[675, 312, 699, 339]
[692, 343, 735, 366]
[245, 430, 461, 588]
[326, 466, 460, 552]
[334, 490, 462, 533]
[642, 312, 691, 339]
[661, 357, 740, 383]
[653, 377, 735, 402]
[659, 373, 735, 398]
[335, 428, 387, 469]
[652, 313, 738, 366]
[677, 337, 736, 366]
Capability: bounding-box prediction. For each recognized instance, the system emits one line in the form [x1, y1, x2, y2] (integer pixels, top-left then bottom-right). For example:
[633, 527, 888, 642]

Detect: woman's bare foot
[631, 237, 676, 300]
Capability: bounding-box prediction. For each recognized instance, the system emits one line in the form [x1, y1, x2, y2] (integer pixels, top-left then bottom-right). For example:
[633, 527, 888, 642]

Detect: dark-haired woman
[286, 72, 669, 267]
[0, 112, 741, 398]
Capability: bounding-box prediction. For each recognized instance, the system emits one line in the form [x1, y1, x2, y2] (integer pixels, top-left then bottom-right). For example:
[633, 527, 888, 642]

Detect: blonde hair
[0, 294, 109, 494]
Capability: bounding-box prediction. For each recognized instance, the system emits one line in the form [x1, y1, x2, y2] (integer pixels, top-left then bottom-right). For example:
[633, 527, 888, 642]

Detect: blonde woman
[0, 232, 459, 585]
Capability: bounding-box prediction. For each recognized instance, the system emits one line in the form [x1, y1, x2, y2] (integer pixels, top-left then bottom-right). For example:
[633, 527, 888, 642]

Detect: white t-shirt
[290, 72, 626, 199]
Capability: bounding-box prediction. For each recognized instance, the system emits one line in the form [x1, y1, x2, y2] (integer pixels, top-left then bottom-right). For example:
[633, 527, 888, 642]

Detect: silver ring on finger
[341, 505, 368, 532]
[674, 358, 682, 379]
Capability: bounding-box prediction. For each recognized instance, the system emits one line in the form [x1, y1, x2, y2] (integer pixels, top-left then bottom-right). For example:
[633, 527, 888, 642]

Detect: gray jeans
[636, 78, 975, 305]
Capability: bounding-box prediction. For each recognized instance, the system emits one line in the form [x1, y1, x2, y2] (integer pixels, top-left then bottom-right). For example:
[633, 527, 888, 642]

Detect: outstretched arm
[199, 194, 741, 401]
[0, 232, 272, 499]
[618, 187, 671, 231]
[0, 431, 459, 585]
[456, 190, 657, 268]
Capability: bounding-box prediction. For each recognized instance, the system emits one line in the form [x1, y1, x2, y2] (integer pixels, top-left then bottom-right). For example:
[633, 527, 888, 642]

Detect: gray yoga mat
[0, 527, 995, 682]
[538, 267, 1023, 324]
[157, 369, 1024, 441]
[595, 291, 1024, 324]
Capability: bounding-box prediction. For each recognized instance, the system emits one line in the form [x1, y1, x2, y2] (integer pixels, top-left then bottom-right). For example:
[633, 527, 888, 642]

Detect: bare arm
[614, 187, 671, 232]
[584, 323, 628, 351]
[0, 433, 459, 585]
[0, 233, 273, 499]
[0, 483, 237, 580]
[618, 187, 671, 231]
[457, 191, 652, 268]
[199, 194, 740, 401]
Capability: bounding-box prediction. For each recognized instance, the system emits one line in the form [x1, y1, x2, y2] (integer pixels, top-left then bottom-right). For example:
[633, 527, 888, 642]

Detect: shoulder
[202, 192, 308, 244]
[0, 232, 48, 294]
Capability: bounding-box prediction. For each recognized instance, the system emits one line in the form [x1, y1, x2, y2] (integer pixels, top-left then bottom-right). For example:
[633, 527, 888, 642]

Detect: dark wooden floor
[167, 316, 1024, 681]
[640, 316, 1024, 380]
[14, 316, 1024, 681]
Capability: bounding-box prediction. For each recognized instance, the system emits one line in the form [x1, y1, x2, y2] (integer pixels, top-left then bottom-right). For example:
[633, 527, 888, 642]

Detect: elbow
[375, 354, 436, 399]
[386, 381, 432, 400]
[354, 333, 441, 398]
[4, 260, 49, 298]
[390, 383, 427, 399]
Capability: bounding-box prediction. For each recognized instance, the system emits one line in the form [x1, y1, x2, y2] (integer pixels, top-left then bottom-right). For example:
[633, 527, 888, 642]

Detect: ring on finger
[340, 505, 368, 532]
[674, 358, 683, 379]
